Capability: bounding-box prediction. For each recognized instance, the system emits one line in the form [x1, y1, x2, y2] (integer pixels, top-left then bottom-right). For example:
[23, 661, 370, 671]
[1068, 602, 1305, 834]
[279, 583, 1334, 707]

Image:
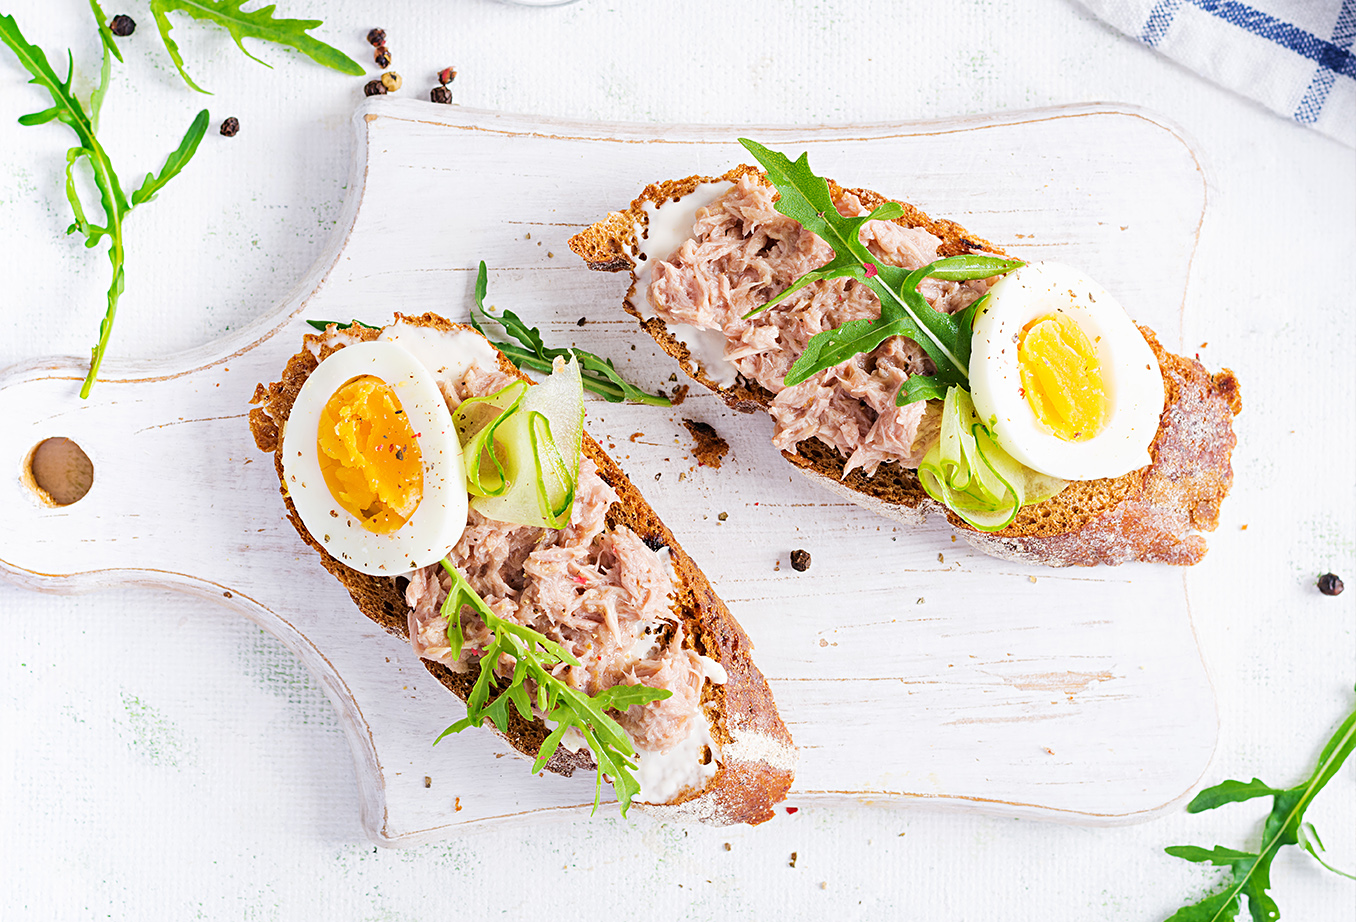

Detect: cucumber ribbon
[917, 387, 1068, 531]
[452, 357, 584, 529]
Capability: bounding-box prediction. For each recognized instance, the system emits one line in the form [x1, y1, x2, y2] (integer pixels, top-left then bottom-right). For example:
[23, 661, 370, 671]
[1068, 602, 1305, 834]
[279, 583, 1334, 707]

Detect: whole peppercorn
[219, 116, 239, 137]
[430, 85, 452, 105]
[366, 27, 386, 46]
[438, 66, 457, 85]
[380, 71, 402, 92]
[1318, 573, 1344, 596]
[109, 14, 136, 36]
[363, 79, 387, 97]
[374, 45, 391, 69]
[790, 549, 812, 572]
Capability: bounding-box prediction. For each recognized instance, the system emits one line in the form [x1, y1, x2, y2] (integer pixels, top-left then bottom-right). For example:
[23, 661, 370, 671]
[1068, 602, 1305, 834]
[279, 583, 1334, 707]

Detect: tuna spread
[403, 364, 721, 798]
[646, 174, 992, 477]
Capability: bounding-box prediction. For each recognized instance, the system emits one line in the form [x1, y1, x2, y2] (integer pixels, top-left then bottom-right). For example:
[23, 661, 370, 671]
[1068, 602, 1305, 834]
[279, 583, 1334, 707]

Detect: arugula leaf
[435, 559, 671, 815]
[0, 10, 208, 398]
[738, 139, 1021, 399]
[88, 0, 123, 64]
[304, 318, 380, 331]
[148, 0, 363, 93]
[471, 261, 672, 407]
[1163, 689, 1356, 921]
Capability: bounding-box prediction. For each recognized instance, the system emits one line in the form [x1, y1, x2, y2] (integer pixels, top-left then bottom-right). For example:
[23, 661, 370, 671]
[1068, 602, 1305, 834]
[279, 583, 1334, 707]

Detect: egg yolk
[317, 376, 424, 534]
[1017, 313, 1107, 443]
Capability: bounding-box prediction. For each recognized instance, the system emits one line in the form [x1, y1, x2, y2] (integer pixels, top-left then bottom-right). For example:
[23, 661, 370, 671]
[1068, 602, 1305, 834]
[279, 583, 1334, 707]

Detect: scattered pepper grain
[790, 549, 811, 572]
[375, 46, 392, 69]
[438, 66, 457, 85]
[363, 79, 387, 97]
[110, 14, 135, 36]
[1318, 573, 1344, 596]
[430, 85, 452, 105]
[366, 27, 386, 46]
[218, 116, 239, 137]
[380, 71, 402, 92]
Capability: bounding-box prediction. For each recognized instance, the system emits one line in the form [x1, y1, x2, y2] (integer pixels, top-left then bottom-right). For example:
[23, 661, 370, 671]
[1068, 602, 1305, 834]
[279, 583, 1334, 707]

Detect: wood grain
[0, 101, 1215, 845]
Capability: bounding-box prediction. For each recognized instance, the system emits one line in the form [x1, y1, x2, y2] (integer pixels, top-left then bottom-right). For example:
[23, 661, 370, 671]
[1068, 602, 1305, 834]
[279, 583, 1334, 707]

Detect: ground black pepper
[363, 79, 387, 97]
[218, 116, 239, 137]
[110, 14, 135, 36]
[1318, 573, 1344, 596]
[430, 85, 452, 105]
[366, 27, 386, 46]
[790, 549, 811, 572]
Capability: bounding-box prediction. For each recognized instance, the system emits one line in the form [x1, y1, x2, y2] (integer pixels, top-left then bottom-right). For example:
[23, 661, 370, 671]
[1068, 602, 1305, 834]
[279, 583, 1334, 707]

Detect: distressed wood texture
[0, 101, 1215, 845]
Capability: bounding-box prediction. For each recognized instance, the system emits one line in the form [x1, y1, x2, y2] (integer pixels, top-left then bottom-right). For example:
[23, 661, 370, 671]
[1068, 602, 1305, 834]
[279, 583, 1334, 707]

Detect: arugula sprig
[1163, 689, 1356, 921]
[148, 0, 363, 93]
[470, 261, 672, 406]
[737, 139, 1021, 406]
[433, 560, 670, 814]
[0, 7, 208, 398]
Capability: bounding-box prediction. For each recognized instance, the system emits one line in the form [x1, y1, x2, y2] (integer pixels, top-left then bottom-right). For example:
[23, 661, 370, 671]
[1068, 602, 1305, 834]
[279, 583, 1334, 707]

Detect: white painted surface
[0, 0, 1351, 919]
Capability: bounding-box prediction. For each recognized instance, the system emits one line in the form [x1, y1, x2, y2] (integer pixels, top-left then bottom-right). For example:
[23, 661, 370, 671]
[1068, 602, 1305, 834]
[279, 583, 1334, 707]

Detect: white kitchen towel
[1077, 0, 1354, 146]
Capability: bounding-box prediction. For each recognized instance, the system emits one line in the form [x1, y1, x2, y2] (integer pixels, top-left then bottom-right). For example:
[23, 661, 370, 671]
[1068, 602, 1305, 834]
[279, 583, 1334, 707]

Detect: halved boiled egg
[968, 262, 1164, 481]
[281, 340, 468, 575]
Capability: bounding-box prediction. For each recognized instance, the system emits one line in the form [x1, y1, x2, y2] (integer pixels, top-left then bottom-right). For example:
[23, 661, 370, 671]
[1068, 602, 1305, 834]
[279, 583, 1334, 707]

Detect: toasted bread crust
[250, 314, 794, 824]
[568, 170, 1241, 566]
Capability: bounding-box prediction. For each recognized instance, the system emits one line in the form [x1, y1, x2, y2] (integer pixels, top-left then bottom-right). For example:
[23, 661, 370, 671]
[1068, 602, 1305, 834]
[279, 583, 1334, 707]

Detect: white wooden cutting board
[0, 101, 1216, 845]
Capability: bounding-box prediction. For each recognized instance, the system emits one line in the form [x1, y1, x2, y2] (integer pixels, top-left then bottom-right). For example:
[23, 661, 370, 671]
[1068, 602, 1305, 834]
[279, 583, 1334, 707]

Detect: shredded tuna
[404, 365, 705, 755]
[648, 174, 991, 476]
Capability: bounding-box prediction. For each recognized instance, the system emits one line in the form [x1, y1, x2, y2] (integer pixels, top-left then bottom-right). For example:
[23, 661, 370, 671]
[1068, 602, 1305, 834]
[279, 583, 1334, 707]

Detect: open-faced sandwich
[570, 141, 1242, 567]
[248, 310, 795, 825]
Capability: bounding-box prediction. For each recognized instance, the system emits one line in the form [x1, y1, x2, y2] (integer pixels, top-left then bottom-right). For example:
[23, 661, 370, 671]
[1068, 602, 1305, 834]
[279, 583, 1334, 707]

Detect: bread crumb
[718, 511, 728, 522]
[788, 851, 798, 868]
[671, 384, 689, 406]
[423, 776, 431, 788]
[454, 796, 462, 812]
[1028, 575, 1038, 583]
[682, 418, 729, 469]
[723, 842, 731, 851]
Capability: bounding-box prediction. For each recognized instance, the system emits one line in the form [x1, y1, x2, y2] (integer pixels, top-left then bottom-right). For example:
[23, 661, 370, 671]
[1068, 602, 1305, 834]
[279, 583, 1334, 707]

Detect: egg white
[281, 340, 468, 575]
[968, 262, 1164, 481]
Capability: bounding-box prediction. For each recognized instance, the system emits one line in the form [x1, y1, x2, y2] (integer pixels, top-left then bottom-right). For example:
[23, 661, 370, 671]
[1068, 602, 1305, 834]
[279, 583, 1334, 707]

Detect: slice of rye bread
[248, 313, 795, 825]
[569, 167, 1243, 567]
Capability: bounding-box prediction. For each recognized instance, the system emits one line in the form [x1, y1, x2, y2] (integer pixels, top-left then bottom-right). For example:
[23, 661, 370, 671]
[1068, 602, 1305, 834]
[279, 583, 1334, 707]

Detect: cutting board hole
[26, 437, 94, 506]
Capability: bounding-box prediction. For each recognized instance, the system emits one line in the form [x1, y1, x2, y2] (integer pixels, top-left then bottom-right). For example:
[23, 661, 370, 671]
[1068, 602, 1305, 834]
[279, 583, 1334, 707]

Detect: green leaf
[88, 0, 124, 63]
[1164, 846, 1258, 866]
[304, 318, 381, 331]
[472, 261, 672, 406]
[148, 0, 364, 93]
[896, 374, 949, 406]
[1298, 823, 1356, 879]
[2, 9, 206, 397]
[433, 556, 670, 816]
[1162, 690, 1356, 922]
[593, 684, 673, 710]
[1163, 890, 1242, 922]
[1187, 779, 1283, 813]
[737, 138, 1022, 392]
[131, 109, 209, 206]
